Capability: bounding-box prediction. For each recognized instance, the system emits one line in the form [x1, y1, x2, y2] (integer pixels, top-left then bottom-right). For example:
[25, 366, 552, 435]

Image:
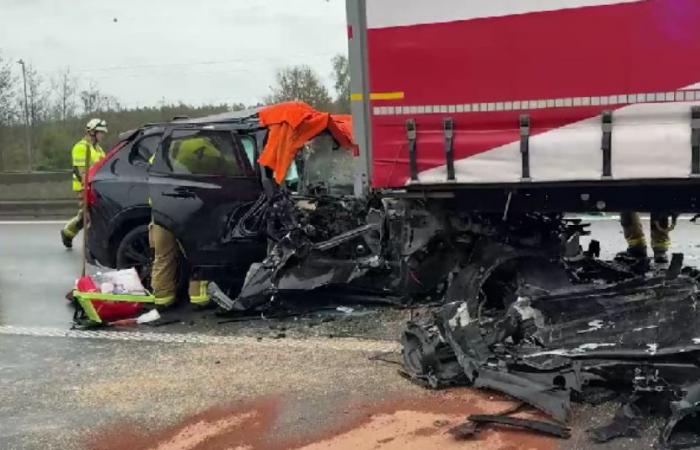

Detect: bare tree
[80, 83, 101, 115]
[52, 68, 78, 121]
[0, 53, 16, 125]
[331, 54, 350, 114]
[22, 63, 49, 125]
[265, 65, 332, 110]
[0, 53, 17, 171]
[80, 82, 120, 115]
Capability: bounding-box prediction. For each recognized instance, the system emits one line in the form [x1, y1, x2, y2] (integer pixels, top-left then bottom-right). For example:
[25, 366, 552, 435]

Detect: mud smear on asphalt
[86, 389, 556, 450]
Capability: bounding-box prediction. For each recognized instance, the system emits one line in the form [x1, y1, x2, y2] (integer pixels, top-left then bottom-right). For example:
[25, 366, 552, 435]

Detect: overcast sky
[0, 0, 348, 108]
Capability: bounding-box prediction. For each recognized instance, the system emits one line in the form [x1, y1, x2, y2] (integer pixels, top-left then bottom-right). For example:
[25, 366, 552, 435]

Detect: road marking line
[0, 325, 401, 353]
[0, 220, 67, 225]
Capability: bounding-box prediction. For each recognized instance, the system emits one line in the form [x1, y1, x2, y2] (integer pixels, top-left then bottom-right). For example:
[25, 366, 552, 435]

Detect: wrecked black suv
[86, 107, 355, 290]
[86, 110, 269, 287]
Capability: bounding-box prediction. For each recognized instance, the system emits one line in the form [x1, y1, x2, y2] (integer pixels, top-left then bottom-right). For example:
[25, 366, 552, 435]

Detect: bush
[0, 103, 237, 171]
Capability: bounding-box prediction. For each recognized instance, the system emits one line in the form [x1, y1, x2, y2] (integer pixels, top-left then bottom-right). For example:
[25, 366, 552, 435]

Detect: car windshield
[300, 133, 354, 196]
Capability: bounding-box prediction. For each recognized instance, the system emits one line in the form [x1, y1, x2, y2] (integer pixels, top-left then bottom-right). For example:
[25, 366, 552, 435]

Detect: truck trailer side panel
[354, 0, 700, 189]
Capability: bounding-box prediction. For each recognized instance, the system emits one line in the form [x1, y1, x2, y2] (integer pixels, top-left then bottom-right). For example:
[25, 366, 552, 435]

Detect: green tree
[331, 54, 350, 114]
[265, 65, 332, 110]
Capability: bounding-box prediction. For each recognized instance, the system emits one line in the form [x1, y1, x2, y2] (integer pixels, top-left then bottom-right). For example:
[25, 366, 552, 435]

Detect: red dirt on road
[87, 389, 557, 450]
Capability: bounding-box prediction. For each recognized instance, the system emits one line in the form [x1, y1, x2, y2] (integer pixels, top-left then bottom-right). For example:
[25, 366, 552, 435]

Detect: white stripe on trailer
[367, 0, 643, 29]
[372, 89, 700, 116]
[415, 100, 700, 185]
[682, 82, 700, 91]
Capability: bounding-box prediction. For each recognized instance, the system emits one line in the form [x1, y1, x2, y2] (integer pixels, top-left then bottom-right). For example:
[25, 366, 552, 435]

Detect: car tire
[116, 224, 153, 290]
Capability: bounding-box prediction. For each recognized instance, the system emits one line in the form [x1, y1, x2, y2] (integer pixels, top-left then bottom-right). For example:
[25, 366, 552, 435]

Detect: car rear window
[130, 134, 161, 166]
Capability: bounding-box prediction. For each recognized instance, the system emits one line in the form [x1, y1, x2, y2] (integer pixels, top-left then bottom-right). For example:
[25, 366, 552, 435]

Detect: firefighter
[61, 118, 108, 248]
[148, 136, 223, 307]
[619, 212, 674, 264]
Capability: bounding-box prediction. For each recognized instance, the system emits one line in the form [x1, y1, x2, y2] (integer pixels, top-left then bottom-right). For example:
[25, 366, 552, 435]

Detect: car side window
[242, 134, 299, 184]
[130, 135, 161, 166]
[166, 130, 245, 177]
[241, 136, 256, 166]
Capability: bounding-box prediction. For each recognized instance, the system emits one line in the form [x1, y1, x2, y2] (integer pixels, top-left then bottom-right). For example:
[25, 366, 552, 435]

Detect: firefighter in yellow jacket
[148, 136, 225, 307]
[61, 119, 108, 248]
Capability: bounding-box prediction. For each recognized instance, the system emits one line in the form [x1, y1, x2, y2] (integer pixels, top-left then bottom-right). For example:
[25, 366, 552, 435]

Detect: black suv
[87, 110, 269, 287]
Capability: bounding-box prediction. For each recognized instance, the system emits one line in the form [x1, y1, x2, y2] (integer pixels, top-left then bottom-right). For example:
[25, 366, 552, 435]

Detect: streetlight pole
[17, 59, 33, 172]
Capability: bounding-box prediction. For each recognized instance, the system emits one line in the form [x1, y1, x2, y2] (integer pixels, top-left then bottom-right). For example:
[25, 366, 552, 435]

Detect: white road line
[0, 325, 401, 353]
[0, 220, 67, 225]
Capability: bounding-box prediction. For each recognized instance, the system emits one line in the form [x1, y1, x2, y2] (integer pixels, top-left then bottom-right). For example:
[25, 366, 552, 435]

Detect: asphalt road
[1, 218, 699, 449]
[0, 221, 81, 328]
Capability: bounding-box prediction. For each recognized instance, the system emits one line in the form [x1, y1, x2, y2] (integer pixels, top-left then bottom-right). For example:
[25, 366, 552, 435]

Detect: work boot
[615, 245, 647, 261]
[653, 249, 669, 265]
[60, 229, 73, 249]
[189, 281, 211, 307]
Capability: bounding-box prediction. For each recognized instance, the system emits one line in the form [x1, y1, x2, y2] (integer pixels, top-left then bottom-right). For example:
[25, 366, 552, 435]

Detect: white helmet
[86, 118, 108, 133]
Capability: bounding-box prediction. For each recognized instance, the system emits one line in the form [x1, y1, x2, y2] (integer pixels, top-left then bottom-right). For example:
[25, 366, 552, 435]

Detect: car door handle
[162, 187, 196, 199]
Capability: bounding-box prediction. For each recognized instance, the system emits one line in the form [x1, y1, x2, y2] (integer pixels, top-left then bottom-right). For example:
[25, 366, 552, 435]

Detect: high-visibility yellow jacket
[72, 138, 106, 191]
[171, 136, 229, 175]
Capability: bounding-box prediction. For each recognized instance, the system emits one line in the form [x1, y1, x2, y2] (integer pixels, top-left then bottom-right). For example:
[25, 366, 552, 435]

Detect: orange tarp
[258, 102, 356, 184]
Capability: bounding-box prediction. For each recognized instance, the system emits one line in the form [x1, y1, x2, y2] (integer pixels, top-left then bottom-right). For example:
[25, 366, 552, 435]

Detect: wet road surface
[0, 221, 80, 328]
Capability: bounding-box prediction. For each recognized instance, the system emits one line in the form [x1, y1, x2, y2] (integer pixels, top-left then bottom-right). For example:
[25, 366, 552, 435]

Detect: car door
[148, 124, 264, 272]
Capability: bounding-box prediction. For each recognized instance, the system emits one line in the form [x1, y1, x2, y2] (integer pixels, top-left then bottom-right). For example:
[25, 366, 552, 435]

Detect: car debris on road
[400, 244, 700, 448]
[228, 179, 700, 447]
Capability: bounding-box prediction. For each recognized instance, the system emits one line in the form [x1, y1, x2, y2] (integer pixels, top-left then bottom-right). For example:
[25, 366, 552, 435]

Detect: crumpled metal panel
[401, 249, 700, 446]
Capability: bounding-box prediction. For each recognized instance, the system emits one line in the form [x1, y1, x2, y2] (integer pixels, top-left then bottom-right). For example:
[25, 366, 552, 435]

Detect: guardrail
[0, 172, 75, 218]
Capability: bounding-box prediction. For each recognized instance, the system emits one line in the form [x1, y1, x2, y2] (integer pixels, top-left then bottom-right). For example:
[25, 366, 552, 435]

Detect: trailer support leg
[443, 118, 455, 181]
[601, 111, 613, 178]
[691, 107, 700, 176]
[520, 114, 531, 181]
[406, 119, 419, 182]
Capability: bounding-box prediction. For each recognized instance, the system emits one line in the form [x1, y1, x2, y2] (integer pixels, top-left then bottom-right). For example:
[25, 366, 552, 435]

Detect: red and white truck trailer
[346, 0, 700, 212]
[237, 0, 700, 306]
[235, 6, 700, 438]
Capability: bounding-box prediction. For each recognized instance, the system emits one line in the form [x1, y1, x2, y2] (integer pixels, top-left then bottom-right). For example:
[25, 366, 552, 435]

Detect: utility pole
[17, 59, 33, 172]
